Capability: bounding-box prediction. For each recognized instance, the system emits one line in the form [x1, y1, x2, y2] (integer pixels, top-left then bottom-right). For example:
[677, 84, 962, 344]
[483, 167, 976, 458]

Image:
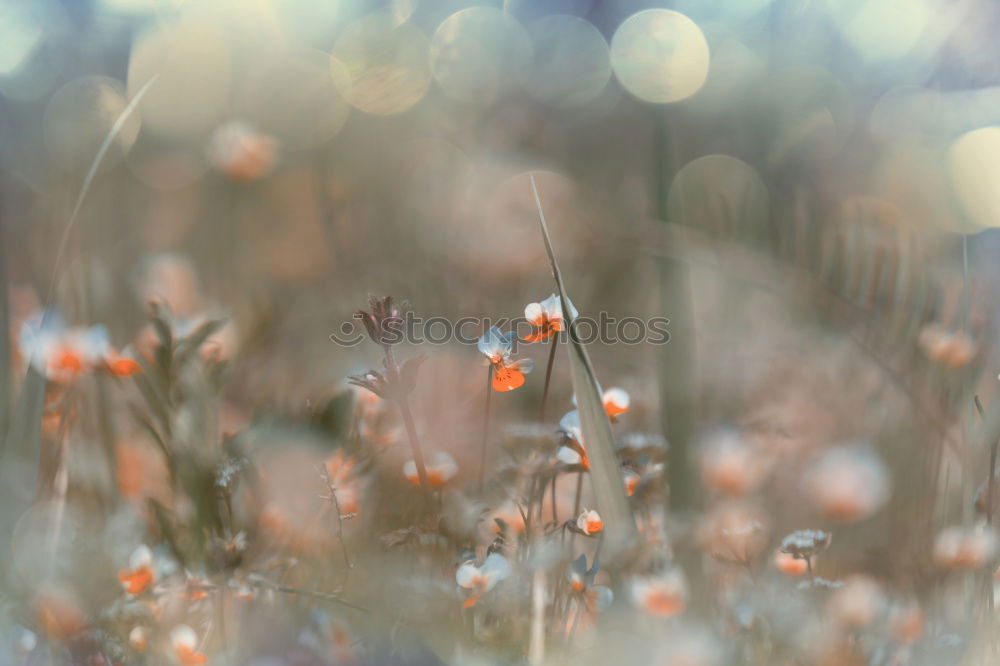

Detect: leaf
[176, 318, 227, 364]
[529, 173, 637, 555]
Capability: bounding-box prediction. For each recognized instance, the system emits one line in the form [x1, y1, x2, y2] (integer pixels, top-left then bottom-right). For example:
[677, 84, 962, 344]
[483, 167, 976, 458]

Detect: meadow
[1, 0, 1000, 664]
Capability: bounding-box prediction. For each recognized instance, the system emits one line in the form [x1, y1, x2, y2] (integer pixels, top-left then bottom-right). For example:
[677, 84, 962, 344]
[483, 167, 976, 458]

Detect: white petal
[170, 625, 198, 650]
[524, 302, 543, 324]
[456, 562, 480, 587]
[539, 294, 561, 318]
[592, 585, 614, 610]
[557, 446, 581, 465]
[402, 460, 417, 479]
[603, 387, 630, 409]
[129, 545, 153, 568]
[481, 553, 511, 588]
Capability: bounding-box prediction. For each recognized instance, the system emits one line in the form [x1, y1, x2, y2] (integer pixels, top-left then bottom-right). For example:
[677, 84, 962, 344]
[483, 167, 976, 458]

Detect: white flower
[576, 509, 604, 535]
[18, 309, 109, 383]
[404, 451, 458, 486]
[456, 552, 511, 607]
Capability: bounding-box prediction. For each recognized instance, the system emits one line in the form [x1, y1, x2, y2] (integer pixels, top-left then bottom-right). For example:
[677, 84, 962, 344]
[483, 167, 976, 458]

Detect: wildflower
[170, 625, 208, 665]
[523, 293, 577, 342]
[699, 431, 768, 496]
[405, 451, 457, 486]
[918, 324, 976, 368]
[933, 526, 997, 569]
[773, 550, 809, 576]
[571, 388, 631, 421]
[103, 348, 142, 376]
[567, 555, 614, 612]
[557, 410, 589, 468]
[129, 626, 148, 651]
[478, 326, 534, 392]
[779, 529, 831, 559]
[630, 569, 687, 616]
[623, 467, 641, 496]
[207, 120, 278, 181]
[118, 545, 156, 595]
[456, 552, 511, 608]
[803, 445, 890, 523]
[18, 310, 109, 384]
[602, 387, 630, 421]
[576, 508, 604, 535]
[355, 295, 411, 347]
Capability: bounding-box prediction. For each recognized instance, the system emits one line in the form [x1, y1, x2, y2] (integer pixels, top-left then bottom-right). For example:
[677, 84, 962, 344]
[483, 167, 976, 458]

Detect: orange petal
[118, 566, 154, 595]
[462, 595, 480, 609]
[109, 358, 142, 376]
[492, 367, 525, 392]
[176, 646, 208, 665]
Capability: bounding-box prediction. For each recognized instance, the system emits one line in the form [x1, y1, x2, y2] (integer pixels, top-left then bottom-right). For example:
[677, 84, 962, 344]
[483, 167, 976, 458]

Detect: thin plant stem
[529, 568, 547, 665]
[318, 464, 353, 590]
[563, 599, 582, 658]
[976, 396, 997, 613]
[551, 477, 558, 523]
[384, 346, 433, 508]
[478, 366, 494, 492]
[569, 470, 584, 550]
[539, 336, 557, 422]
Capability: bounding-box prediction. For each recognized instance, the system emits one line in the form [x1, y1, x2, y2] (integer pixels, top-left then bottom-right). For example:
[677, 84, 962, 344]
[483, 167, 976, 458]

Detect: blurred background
[4, 0, 1000, 663]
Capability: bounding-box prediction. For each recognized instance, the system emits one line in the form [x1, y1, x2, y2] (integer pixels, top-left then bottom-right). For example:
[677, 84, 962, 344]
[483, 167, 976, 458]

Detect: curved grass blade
[529, 173, 637, 554]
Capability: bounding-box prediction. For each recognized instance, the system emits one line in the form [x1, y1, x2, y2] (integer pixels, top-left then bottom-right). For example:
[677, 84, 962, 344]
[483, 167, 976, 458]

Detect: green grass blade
[529, 173, 637, 554]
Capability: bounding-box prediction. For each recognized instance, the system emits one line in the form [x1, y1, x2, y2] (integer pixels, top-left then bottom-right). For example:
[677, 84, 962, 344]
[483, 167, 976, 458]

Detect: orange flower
[602, 387, 630, 421]
[456, 553, 511, 608]
[118, 546, 155, 595]
[478, 327, 533, 392]
[773, 550, 809, 576]
[623, 468, 641, 496]
[208, 121, 278, 182]
[576, 509, 603, 535]
[129, 626, 148, 652]
[630, 570, 687, 616]
[557, 411, 589, 468]
[523, 294, 577, 342]
[404, 451, 457, 486]
[18, 310, 109, 384]
[171, 625, 207, 665]
[104, 349, 142, 376]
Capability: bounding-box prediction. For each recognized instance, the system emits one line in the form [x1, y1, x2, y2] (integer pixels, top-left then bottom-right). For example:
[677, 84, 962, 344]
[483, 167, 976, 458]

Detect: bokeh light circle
[43, 75, 140, 167]
[948, 127, 1000, 232]
[127, 17, 233, 139]
[0, 0, 71, 102]
[832, 0, 932, 62]
[332, 13, 431, 116]
[610, 9, 710, 104]
[524, 15, 610, 108]
[430, 7, 532, 106]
